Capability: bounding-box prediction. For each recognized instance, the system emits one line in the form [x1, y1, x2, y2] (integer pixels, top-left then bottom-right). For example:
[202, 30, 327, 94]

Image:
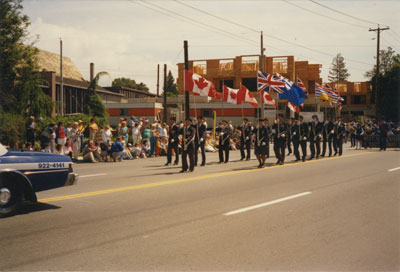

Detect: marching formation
[166, 115, 347, 173]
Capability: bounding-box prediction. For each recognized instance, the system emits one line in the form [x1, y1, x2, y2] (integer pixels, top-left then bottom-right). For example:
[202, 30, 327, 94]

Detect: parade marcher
[181, 118, 196, 173]
[254, 119, 268, 168]
[321, 116, 334, 157]
[287, 118, 293, 156]
[272, 114, 287, 165]
[379, 120, 388, 151]
[290, 117, 301, 162]
[334, 117, 345, 156]
[299, 115, 309, 162]
[166, 117, 180, 166]
[194, 116, 207, 166]
[355, 123, 365, 150]
[238, 118, 252, 161]
[264, 119, 271, 158]
[218, 120, 231, 163]
[309, 115, 323, 160]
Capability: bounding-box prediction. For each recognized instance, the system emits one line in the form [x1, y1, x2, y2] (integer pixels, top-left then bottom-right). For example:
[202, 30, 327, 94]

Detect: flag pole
[184, 40, 189, 120]
[221, 80, 225, 120]
[240, 82, 244, 119]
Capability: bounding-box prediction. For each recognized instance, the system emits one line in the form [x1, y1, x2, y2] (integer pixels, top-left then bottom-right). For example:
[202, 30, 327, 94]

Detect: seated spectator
[41, 143, 52, 153]
[229, 138, 237, 151]
[25, 143, 34, 151]
[142, 139, 150, 157]
[123, 143, 134, 160]
[83, 140, 102, 162]
[54, 144, 63, 155]
[205, 136, 217, 152]
[160, 137, 168, 156]
[62, 139, 73, 158]
[110, 137, 125, 162]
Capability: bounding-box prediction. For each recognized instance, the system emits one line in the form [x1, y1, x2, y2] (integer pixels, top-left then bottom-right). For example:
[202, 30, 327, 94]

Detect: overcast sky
[24, 0, 400, 93]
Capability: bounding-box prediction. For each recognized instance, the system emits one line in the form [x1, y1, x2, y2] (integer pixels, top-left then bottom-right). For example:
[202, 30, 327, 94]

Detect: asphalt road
[1, 144, 399, 271]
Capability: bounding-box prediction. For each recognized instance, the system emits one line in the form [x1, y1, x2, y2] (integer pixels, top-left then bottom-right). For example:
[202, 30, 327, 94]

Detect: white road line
[80, 173, 108, 178]
[388, 167, 400, 172]
[223, 192, 312, 216]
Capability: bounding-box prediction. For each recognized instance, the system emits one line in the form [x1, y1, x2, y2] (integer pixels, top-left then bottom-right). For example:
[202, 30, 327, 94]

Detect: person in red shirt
[56, 122, 67, 146]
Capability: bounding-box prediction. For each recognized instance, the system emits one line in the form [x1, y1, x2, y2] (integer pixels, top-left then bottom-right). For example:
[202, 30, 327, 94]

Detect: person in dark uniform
[287, 118, 293, 156]
[166, 117, 180, 166]
[238, 118, 252, 161]
[334, 117, 345, 156]
[290, 117, 301, 162]
[309, 115, 323, 160]
[264, 118, 271, 158]
[254, 119, 268, 168]
[379, 120, 388, 151]
[321, 116, 334, 157]
[194, 116, 207, 166]
[273, 114, 287, 165]
[181, 118, 196, 173]
[218, 120, 231, 163]
[299, 115, 309, 162]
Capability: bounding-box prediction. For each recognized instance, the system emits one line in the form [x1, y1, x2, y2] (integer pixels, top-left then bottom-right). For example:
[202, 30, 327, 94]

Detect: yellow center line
[39, 151, 377, 203]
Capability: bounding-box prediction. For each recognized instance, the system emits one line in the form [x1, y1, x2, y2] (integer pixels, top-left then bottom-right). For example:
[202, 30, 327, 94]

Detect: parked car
[0, 144, 78, 217]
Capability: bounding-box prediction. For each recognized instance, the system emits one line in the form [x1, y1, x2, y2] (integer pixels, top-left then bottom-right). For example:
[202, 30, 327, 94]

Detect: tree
[112, 77, 149, 92]
[84, 72, 109, 118]
[0, 0, 53, 117]
[364, 47, 400, 78]
[163, 71, 178, 97]
[328, 53, 350, 82]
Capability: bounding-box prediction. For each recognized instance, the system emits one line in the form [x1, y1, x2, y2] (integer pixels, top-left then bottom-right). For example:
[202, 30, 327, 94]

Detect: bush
[0, 113, 26, 148]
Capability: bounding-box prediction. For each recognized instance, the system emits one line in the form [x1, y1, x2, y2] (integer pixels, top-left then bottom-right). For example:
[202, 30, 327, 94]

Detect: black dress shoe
[180, 170, 187, 173]
[165, 163, 171, 166]
[246, 158, 250, 161]
[173, 162, 178, 165]
[302, 157, 306, 162]
[279, 161, 284, 165]
[276, 160, 280, 165]
[200, 163, 205, 166]
[240, 158, 244, 161]
[295, 159, 300, 162]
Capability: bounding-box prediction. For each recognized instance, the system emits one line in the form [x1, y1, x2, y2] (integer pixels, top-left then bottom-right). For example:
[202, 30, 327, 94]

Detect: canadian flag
[223, 85, 243, 105]
[287, 101, 300, 114]
[260, 90, 277, 107]
[240, 85, 258, 108]
[185, 70, 216, 98]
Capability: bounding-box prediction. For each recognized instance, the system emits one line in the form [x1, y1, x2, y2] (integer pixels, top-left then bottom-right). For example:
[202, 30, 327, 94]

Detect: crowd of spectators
[14, 116, 400, 163]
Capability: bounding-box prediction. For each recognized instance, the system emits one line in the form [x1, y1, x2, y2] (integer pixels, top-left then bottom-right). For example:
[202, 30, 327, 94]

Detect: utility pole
[163, 64, 167, 123]
[184, 40, 189, 120]
[157, 64, 160, 97]
[60, 38, 64, 116]
[260, 31, 265, 119]
[369, 25, 389, 119]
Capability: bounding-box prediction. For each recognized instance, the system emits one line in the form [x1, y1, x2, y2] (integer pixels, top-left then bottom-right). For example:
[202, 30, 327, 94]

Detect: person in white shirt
[102, 125, 112, 144]
[70, 122, 80, 161]
[131, 123, 142, 145]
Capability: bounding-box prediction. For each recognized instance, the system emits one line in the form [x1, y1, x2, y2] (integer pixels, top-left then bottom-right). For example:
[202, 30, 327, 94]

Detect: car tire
[0, 180, 22, 218]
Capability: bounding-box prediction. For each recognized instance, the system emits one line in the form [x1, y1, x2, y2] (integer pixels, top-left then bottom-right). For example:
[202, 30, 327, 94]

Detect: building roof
[36, 49, 85, 81]
[105, 86, 157, 97]
[54, 76, 124, 97]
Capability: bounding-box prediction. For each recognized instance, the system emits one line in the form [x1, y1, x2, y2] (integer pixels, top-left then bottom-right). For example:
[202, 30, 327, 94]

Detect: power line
[169, 0, 373, 66]
[281, 0, 368, 29]
[309, 0, 385, 27]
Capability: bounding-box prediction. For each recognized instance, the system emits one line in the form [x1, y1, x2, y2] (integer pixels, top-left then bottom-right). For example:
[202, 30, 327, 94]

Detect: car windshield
[0, 144, 8, 156]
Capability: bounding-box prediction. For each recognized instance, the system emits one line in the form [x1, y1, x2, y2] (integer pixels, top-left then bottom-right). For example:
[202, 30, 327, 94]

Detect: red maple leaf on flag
[230, 91, 237, 100]
[194, 77, 209, 89]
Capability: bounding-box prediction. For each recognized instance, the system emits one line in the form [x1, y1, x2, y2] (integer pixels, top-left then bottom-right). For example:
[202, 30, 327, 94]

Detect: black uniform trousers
[287, 136, 292, 153]
[167, 142, 179, 164]
[323, 135, 334, 156]
[310, 137, 321, 158]
[334, 136, 344, 155]
[219, 141, 230, 163]
[194, 141, 206, 165]
[182, 146, 195, 171]
[274, 139, 286, 162]
[379, 135, 387, 150]
[240, 138, 251, 159]
[300, 139, 307, 160]
[292, 138, 300, 160]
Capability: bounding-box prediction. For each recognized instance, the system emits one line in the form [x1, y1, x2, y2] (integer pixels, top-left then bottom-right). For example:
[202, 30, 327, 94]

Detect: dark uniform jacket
[334, 122, 346, 139]
[309, 121, 323, 140]
[195, 123, 207, 144]
[183, 125, 196, 151]
[219, 125, 231, 146]
[299, 122, 309, 141]
[291, 123, 300, 141]
[323, 121, 334, 140]
[254, 126, 268, 146]
[273, 121, 287, 142]
[238, 123, 252, 142]
[169, 123, 180, 145]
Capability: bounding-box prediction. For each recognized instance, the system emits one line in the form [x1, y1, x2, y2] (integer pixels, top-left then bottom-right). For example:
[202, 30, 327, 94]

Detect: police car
[0, 144, 78, 217]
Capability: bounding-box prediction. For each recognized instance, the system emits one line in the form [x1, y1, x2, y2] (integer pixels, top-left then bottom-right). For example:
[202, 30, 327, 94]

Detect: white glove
[293, 132, 296, 136]
[331, 130, 334, 134]
[200, 138, 204, 142]
[303, 137, 307, 141]
[171, 139, 175, 143]
[245, 137, 249, 140]
[281, 134, 285, 138]
[219, 132, 224, 136]
[262, 142, 266, 146]
[318, 134, 322, 138]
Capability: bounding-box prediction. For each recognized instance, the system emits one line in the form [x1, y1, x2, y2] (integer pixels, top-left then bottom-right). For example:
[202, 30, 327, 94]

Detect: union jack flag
[296, 77, 307, 94]
[257, 71, 286, 93]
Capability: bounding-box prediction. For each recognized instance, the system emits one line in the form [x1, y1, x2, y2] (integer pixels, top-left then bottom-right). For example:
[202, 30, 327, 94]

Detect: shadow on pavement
[18, 202, 61, 215]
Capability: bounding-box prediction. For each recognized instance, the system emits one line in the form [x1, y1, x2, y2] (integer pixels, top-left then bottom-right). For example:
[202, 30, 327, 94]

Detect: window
[273, 57, 288, 74]
[242, 78, 257, 92]
[241, 56, 259, 72]
[351, 95, 365, 105]
[120, 108, 129, 116]
[219, 59, 234, 72]
[336, 83, 347, 93]
[219, 79, 234, 92]
[354, 83, 361, 93]
[202, 109, 212, 117]
[193, 61, 207, 75]
[341, 96, 347, 105]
